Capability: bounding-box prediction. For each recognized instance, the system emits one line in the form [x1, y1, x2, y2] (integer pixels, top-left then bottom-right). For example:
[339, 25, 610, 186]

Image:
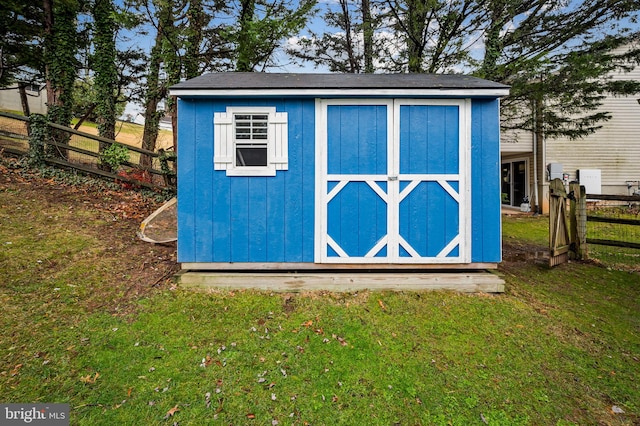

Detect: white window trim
[213, 106, 288, 177]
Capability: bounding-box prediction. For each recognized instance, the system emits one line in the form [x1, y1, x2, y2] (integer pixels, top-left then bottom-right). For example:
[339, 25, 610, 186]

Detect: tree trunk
[73, 103, 97, 130]
[43, 0, 55, 109]
[93, 0, 117, 141]
[361, 0, 374, 73]
[170, 96, 178, 152]
[140, 93, 162, 169]
[43, 0, 78, 158]
[236, 0, 256, 72]
[18, 83, 30, 117]
[140, 13, 166, 169]
[338, 0, 358, 73]
[185, 0, 205, 79]
[405, 0, 428, 73]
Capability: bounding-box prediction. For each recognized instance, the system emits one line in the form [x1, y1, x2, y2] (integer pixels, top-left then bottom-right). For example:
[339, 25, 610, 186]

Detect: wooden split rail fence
[549, 178, 640, 267]
[0, 111, 176, 191]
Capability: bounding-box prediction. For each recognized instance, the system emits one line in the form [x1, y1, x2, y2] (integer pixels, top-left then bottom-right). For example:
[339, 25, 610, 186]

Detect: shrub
[100, 143, 130, 171]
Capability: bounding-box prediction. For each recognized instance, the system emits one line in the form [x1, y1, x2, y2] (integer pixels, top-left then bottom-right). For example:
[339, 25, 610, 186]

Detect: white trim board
[171, 88, 510, 98]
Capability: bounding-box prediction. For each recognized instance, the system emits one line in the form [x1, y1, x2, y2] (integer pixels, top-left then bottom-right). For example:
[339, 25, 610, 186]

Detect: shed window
[214, 107, 288, 176]
[235, 114, 268, 167]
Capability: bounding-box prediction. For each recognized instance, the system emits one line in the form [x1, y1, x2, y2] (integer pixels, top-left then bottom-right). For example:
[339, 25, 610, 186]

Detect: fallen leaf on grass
[247, 413, 256, 419]
[332, 334, 348, 346]
[200, 355, 212, 368]
[80, 372, 100, 384]
[164, 405, 179, 419]
[378, 299, 387, 311]
[10, 364, 23, 376]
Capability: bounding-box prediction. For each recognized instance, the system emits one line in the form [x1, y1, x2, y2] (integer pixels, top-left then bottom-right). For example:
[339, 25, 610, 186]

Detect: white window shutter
[271, 112, 288, 170]
[213, 112, 233, 170]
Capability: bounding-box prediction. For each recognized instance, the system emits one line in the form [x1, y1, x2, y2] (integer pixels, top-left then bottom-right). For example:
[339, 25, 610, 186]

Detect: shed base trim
[177, 271, 505, 293]
[180, 262, 498, 271]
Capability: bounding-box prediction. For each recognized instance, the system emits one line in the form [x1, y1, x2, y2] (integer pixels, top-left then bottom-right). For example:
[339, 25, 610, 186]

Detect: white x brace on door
[315, 98, 471, 264]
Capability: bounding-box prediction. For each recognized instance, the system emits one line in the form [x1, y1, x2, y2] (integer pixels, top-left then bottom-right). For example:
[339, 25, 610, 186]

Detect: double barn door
[315, 99, 471, 264]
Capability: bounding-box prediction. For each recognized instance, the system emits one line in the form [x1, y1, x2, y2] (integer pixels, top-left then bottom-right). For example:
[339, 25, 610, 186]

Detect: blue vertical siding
[176, 99, 197, 262]
[193, 102, 215, 262]
[471, 99, 502, 262]
[177, 97, 316, 263]
[178, 95, 502, 265]
[398, 105, 461, 258]
[399, 105, 459, 175]
[326, 105, 388, 258]
[327, 105, 387, 175]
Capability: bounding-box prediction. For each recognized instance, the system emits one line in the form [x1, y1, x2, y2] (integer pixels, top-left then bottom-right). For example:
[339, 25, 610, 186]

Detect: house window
[214, 107, 288, 176]
[24, 83, 41, 93]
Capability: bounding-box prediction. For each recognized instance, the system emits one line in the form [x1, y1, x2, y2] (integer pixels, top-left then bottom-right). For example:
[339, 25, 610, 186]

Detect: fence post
[577, 185, 587, 259]
[570, 183, 587, 260]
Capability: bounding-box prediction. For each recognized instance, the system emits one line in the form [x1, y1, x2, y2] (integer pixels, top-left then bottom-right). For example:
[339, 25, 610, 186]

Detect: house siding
[546, 79, 640, 192]
[0, 86, 47, 114]
[500, 47, 640, 212]
[501, 128, 533, 154]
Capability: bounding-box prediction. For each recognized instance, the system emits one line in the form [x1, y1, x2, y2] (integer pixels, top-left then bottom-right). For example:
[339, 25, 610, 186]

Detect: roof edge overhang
[169, 87, 510, 98]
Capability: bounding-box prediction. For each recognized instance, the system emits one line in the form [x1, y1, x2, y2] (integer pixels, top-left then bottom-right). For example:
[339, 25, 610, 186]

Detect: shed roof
[170, 73, 510, 98]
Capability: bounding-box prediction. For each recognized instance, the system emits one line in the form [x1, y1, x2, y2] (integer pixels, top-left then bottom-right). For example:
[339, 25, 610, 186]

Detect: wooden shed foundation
[177, 271, 505, 293]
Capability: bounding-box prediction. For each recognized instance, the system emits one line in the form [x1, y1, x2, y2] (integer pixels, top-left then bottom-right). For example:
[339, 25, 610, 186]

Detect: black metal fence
[585, 194, 640, 251]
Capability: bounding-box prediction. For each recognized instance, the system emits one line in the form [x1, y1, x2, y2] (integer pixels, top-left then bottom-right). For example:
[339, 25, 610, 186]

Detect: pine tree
[229, 0, 317, 72]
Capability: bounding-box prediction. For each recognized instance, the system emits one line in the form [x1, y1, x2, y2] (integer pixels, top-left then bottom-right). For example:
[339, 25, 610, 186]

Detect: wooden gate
[549, 178, 571, 267]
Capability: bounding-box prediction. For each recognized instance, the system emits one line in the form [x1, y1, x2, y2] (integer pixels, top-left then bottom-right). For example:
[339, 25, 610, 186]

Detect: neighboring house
[501, 47, 640, 214]
[132, 112, 173, 131]
[0, 83, 47, 114]
[170, 72, 509, 281]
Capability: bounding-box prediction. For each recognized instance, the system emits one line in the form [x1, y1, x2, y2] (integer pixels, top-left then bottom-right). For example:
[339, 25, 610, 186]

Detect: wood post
[549, 179, 571, 267]
[569, 183, 587, 260]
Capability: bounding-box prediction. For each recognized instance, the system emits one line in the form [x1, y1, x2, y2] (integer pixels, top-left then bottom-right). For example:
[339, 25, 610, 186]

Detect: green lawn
[1, 167, 639, 425]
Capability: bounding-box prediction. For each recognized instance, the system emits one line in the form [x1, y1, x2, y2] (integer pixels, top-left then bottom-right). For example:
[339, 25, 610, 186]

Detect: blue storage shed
[170, 73, 509, 273]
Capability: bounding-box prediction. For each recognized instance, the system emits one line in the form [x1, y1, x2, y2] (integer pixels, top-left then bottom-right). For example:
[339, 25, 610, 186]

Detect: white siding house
[0, 83, 47, 114]
[501, 46, 640, 214]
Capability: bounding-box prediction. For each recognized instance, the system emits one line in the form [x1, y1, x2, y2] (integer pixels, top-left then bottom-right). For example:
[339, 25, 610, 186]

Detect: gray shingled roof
[170, 72, 509, 91]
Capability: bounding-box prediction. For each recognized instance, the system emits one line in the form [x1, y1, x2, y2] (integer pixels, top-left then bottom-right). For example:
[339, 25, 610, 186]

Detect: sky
[116, 0, 640, 118]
